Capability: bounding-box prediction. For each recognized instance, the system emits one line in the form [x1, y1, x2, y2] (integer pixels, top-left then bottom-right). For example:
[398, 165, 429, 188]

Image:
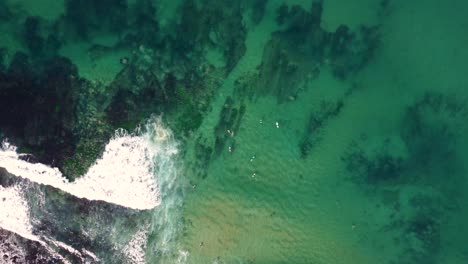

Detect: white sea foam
[0, 118, 182, 261]
[123, 227, 149, 264]
[82, 248, 99, 262]
[0, 184, 89, 263]
[0, 118, 178, 210]
[0, 185, 38, 243]
[177, 250, 190, 263]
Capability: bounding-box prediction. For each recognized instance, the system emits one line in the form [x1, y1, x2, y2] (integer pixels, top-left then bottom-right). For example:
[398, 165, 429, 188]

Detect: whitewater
[0, 118, 187, 263]
[0, 118, 177, 210]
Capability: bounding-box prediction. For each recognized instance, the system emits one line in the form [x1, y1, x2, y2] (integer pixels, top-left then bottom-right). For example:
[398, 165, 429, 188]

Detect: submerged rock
[214, 97, 246, 156]
[254, 2, 380, 102]
[0, 53, 80, 170]
[299, 100, 344, 157]
[0, 166, 148, 263]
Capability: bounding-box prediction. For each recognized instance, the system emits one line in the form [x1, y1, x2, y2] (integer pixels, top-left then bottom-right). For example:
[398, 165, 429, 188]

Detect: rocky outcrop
[253, 1, 380, 102]
[1, 0, 250, 180]
[0, 54, 80, 170]
[0, 167, 147, 263]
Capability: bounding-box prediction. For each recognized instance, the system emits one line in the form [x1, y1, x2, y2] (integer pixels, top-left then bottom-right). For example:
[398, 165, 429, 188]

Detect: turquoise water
[181, 1, 468, 263]
[1, 0, 468, 263]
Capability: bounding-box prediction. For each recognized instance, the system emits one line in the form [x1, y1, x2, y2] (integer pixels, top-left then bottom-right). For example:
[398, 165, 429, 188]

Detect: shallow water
[1, 0, 468, 263]
[181, 1, 468, 263]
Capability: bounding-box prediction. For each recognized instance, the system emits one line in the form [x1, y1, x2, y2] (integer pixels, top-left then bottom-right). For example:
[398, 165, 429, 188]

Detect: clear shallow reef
[1, 0, 468, 263]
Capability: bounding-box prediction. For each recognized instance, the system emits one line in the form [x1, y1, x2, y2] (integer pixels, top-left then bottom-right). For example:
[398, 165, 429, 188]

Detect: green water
[180, 1, 468, 263]
[1, 0, 468, 263]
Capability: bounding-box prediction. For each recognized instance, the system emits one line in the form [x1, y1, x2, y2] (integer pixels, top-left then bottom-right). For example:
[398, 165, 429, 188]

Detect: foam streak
[0, 118, 177, 210]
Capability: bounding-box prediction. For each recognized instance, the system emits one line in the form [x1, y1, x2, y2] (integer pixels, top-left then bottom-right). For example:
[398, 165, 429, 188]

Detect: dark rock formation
[401, 92, 466, 174]
[64, 0, 128, 39]
[0, 3, 12, 22]
[0, 167, 148, 263]
[0, 48, 6, 72]
[327, 25, 380, 80]
[1, 228, 65, 264]
[341, 136, 405, 184]
[214, 97, 246, 155]
[249, 0, 268, 25]
[1, 0, 249, 182]
[299, 100, 343, 157]
[254, 1, 380, 102]
[22, 16, 62, 59]
[177, 0, 247, 70]
[0, 53, 80, 169]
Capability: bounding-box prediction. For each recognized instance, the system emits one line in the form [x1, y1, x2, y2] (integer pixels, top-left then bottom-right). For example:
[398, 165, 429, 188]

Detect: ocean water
[181, 1, 468, 263]
[1, 0, 468, 263]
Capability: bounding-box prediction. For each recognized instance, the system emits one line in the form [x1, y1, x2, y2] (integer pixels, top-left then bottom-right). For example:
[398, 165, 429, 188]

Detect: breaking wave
[0, 185, 99, 263]
[0, 118, 178, 210]
[0, 117, 187, 263]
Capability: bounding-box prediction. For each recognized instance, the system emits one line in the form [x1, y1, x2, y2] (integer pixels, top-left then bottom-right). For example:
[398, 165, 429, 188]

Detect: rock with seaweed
[69, 0, 247, 177]
[64, 0, 128, 40]
[176, 0, 246, 70]
[343, 92, 467, 189]
[248, 0, 269, 25]
[21, 15, 63, 62]
[0, 49, 111, 181]
[0, 2, 12, 22]
[401, 92, 467, 181]
[101, 0, 248, 138]
[213, 96, 246, 156]
[124, 0, 160, 48]
[186, 70, 253, 182]
[406, 195, 442, 254]
[1, 228, 67, 263]
[396, 192, 444, 264]
[252, 1, 380, 102]
[1, 0, 248, 182]
[192, 136, 213, 180]
[297, 78, 356, 158]
[23, 16, 44, 57]
[255, 2, 325, 102]
[378, 190, 444, 264]
[0, 48, 6, 72]
[0, 166, 149, 263]
[299, 100, 344, 157]
[0, 53, 80, 170]
[341, 135, 407, 185]
[342, 92, 468, 263]
[326, 24, 380, 80]
[104, 43, 222, 139]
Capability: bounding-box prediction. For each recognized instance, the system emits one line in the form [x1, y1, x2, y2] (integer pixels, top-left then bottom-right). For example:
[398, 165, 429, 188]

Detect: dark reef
[342, 92, 468, 263]
[0, 54, 79, 169]
[0, 0, 249, 180]
[0, 0, 381, 181]
[214, 96, 246, 155]
[0, 167, 147, 263]
[252, 1, 380, 102]
[299, 100, 344, 157]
